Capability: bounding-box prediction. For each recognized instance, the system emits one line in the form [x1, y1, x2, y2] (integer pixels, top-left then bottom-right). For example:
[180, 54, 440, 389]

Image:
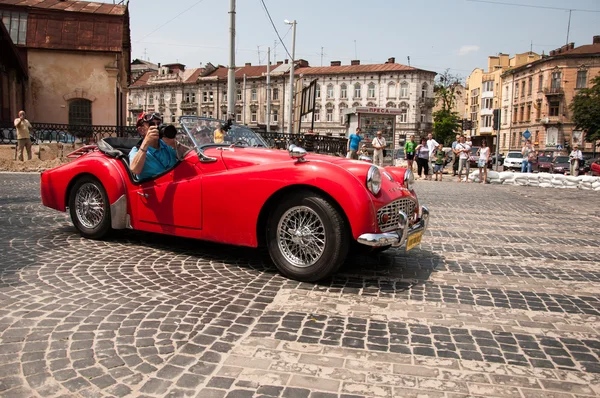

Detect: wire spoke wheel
[276, 206, 326, 268]
[75, 182, 105, 229]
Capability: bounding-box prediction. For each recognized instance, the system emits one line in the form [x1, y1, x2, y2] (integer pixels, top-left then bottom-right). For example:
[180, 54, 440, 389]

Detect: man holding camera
[129, 112, 178, 180]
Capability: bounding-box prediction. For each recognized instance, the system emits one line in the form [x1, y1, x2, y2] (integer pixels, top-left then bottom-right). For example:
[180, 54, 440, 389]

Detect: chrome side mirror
[288, 144, 307, 162]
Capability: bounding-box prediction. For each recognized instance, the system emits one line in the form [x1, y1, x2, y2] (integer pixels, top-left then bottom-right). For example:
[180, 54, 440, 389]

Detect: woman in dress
[477, 139, 490, 184]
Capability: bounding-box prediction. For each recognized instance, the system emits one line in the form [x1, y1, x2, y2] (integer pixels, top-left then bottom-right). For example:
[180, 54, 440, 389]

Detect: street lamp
[284, 19, 297, 134]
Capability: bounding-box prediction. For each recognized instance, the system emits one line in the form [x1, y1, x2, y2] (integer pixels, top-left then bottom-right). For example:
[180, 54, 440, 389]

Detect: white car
[503, 151, 524, 171]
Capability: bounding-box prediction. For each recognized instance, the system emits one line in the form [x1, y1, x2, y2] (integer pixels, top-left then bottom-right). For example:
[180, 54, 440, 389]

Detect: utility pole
[321, 47, 324, 67]
[566, 9, 572, 45]
[227, 0, 236, 120]
[285, 20, 297, 134]
[242, 74, 247, 125]
[266, 47, 271, 132]
[257, 46, 261, 64]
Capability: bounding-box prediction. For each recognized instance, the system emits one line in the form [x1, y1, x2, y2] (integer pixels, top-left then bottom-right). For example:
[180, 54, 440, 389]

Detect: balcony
[180, 101, 198, 110]
[541, 115, 562, 125]
[544, 87, 564, 96]
[420, 122, 433, 131]
[418, 97, 435, 109]
[128, 103, 143, 111]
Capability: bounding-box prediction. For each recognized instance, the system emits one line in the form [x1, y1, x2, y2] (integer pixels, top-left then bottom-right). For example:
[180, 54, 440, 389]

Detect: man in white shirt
[426, 133, 439, 177]
[569, 145, 583, 176]
[455, 136, 471, 182]
[372, 130, 386, 167]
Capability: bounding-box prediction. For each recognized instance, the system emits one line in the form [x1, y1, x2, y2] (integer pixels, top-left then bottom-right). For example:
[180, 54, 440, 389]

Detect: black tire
[349, 241, 392, 256]
[68, 176, 111, 239]
[266, 191, 349, 282]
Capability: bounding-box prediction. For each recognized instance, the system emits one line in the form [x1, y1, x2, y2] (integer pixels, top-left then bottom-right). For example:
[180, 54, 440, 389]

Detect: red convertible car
[40, 117, 429, 282]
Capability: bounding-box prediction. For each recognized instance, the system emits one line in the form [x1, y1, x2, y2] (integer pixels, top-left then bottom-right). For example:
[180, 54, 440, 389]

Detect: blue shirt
[129, 140, 178, 180]
[348, 134, 362, 151]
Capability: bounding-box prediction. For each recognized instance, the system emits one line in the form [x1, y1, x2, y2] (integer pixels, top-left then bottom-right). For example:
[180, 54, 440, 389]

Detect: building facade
[500, 37, 600, 155]
[465, 52, 540, 139]
[0, 0, 131, 126]
[0, 20, 27, 123]
[127, 58, 437, 147]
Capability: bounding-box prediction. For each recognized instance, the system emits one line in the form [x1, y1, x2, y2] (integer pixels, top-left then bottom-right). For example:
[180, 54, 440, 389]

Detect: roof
[503, 42, 600, 76]
[561, 43, 600, 56]
[185, 68, 205, 83]
[0, 0, 127, 15]
[294, 63, 429, 76]
[130, 71, 156, 87]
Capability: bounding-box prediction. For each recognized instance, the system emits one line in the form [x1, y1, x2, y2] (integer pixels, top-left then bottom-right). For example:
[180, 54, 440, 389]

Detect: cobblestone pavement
[1, 173, 600, 398]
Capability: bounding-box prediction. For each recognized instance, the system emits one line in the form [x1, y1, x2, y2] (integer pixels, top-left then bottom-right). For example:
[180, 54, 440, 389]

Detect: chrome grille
[377, 198, 416, 232]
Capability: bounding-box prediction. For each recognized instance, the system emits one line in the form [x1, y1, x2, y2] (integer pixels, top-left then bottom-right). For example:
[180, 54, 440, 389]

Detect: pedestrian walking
[346, 128, 362, 159]
[426, 133, 439, 176]
[521, 140, 533, 173]
[451, 134, 460, 176]
[371, 130, 386, 167]
[415, 138, 430, 180]
[455, 136, 471, 182]
[14, 110, 33, 161]
[404, 135, 416, 171]
[569, 145, 583, 176]
[477, 139, 490, 184]
[433, 143, 446, 182]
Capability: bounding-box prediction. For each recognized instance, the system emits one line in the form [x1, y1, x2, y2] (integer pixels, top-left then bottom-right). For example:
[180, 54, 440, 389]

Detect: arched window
[399, 108, 408, 123]
[354, 83, 361, 98]
[387, 82, 396, 98]
[340, 84, 347, 99]
[327, 84, 334, 98]
[386, 101, 396, 108]
[69, 99, 92, 125]
[368, 83, 376, 98]
[366, 101, 376, 107]
[339, 103, 348, 123]
[400, 82, 409, 98]
[421, 82, 428, 98]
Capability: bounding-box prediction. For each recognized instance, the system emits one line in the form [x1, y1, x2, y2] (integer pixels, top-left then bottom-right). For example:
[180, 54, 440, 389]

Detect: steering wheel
[230, 139, 249, 148]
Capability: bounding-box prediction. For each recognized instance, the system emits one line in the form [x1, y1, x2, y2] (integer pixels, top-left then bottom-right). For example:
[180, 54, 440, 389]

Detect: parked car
[40, 116, 429, 282]
[535, 156, 553, 173]
[551, 156, 570, 174]
[503, 151, 524, 171]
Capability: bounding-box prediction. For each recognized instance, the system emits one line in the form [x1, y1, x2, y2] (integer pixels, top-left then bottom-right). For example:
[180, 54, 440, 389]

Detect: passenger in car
[129, 112, 178, 180]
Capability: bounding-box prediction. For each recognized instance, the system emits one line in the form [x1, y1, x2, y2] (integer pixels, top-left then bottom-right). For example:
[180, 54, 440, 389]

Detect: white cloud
[458, 45, 480, 56]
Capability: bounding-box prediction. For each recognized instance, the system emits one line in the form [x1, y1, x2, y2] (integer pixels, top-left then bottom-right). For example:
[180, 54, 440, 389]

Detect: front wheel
[266, 192, 349, 282]
[68, 176, 111, 239]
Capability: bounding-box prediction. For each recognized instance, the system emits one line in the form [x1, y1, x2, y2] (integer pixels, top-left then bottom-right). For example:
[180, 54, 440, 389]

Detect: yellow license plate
[405, 231, 423, 251]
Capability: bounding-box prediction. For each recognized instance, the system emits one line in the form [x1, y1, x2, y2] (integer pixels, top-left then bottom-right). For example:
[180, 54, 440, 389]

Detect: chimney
[387, 57, 395, 64]
[284, 59, 289, 64]
[245, 62, 251, 67]
[568, 42, 575, 50]
[593, 35, 600, 44]
[277, 61, 283, 65]
[350, 60, 360, 66]
[560, 44, 569, 53]
[158, 63, 161, 68]
[330, 61, 341, 66]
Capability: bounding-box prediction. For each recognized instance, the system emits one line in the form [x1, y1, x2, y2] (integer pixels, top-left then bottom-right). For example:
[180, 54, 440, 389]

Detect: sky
[127, 0, 600, 80]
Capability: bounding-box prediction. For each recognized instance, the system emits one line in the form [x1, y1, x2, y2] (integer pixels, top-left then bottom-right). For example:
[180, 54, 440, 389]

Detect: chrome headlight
[403, 169, 415, 190]
[366, 166, 382, 195]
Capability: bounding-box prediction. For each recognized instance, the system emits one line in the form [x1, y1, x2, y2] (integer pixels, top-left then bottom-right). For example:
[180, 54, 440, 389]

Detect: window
[354, 83, 361, 98]
[159, 93, 165, 104]
[170, 92, 176, 103]
[519, 106, 524, 121]
[251, 111, 257, 122]
[273, 88, 279, 100]
[368, 83, 375, 98]
[482, 98, 493, 109]
[272, 110, 278, 123]
[236, 113, 242, 122]
[513, 106, 518, 123]
[482, 81, 494, 92]
[387, 82, 396, 98]
[400, 108, 408, 123]
[551, 71, 561, 89]
[514, 84, 519, 98]
[327, 85, 334, 98]
[576, 70, 587, 89]
[528, 77, 533, 95]
[549, 101, 560, 117]
[421, 83, 428, 98]
[0, 10, 27, 45]
[521, 81, 525, 97]
[184, 92, 195, 103]
[149, 94, 154, 105]
[504, 85, 509, 98]
[326, 109, 333, 122]
[223, 91, 227, 102]
[316, 85, 321, 98]
[237, 89, 242, 101]
[400, 83, 408, 98]
[251, 87, 257, 101]
[526, 104, 531, 121]
[314, 109, 321, 122]
[502, 108, 508, 124]
[538, 74, 543, 92]
[171, 115, 176, 123]
[68, 99, 92, 125]
[202, 91, 213, 103]
[536, 102, 541, 119]
[481, 115, 493, 128]
[340, 84, 347, 99]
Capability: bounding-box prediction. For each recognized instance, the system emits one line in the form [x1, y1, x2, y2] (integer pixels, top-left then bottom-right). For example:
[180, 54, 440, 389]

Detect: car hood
[538, 161, 552, 167]
[553, 162, 569, 168]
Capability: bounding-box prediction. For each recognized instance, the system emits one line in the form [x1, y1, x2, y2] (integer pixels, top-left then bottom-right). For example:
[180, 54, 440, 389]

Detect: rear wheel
[68, 176, 111, 239]
[266, 192, 349, 282]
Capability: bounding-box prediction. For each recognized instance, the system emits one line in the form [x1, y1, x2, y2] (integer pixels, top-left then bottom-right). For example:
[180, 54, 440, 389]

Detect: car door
[131, 154, 202, 235]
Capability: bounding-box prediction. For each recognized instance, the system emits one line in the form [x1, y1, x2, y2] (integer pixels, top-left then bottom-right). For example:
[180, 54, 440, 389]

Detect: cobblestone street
[1, 172, 599, 398]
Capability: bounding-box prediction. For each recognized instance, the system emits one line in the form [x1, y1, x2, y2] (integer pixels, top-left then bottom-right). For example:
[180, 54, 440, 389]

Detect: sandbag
[580, 185, 592, 190]
[539, 183, 552, 188]
[566, 176, 579, 183]
[580, 176, 597, 183]
[595, 186, 600, 191]
[498, 172, 514, 180]
[552, 175, 566, 182]
[489, 178, 502, 184]
[488, 171, 500, 180]
[593, 182, 600, 189]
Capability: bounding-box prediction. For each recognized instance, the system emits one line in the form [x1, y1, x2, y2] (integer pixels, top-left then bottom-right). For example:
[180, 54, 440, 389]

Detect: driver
[129, 112, 178, 180]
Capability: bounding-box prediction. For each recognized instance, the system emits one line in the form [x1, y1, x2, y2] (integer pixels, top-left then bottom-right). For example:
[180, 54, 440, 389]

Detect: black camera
[222, 119, 233, 132]
[158, 124, 177, 139]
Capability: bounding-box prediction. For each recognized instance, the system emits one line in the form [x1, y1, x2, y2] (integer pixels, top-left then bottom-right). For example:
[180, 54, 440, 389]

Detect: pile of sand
[0, 158, 69, 173]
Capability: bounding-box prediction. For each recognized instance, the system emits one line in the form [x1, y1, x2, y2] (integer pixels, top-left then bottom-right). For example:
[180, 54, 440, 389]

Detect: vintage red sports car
[40, 117, 429, 282]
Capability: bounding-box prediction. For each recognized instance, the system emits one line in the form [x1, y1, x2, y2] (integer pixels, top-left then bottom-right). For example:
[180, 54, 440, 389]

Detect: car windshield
[470, 147, 479, 154]
[180, 116, 268, 149]
[538, 156, 552, 162]
[507, 152, 521, 158]
[554, 156, 569, 163]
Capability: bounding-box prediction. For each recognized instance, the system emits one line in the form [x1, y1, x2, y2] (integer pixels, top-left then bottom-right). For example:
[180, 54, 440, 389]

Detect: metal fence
[1, 122, 348, 157]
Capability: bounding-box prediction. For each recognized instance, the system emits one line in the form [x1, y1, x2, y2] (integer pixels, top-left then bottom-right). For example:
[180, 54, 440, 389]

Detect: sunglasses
[142, 112, 162, 124]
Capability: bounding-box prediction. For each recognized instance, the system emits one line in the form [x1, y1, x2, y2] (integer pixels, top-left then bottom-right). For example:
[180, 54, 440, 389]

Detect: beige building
[500, 36, 600, 154]
[465, 52, 540, 139]
[432, 83, 466, 120]
[0, 0, 131, 126]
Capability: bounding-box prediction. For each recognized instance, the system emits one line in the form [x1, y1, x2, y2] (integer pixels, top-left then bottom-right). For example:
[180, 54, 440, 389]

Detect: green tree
[433, 70, 462, 146]
[570, 75, 600, 146]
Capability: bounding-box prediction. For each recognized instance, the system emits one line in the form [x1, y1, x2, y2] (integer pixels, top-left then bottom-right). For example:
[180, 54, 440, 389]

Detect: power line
[259, 0, 292, 59]
[466, 0, 600, 13]
[135, 0, 208, 42]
